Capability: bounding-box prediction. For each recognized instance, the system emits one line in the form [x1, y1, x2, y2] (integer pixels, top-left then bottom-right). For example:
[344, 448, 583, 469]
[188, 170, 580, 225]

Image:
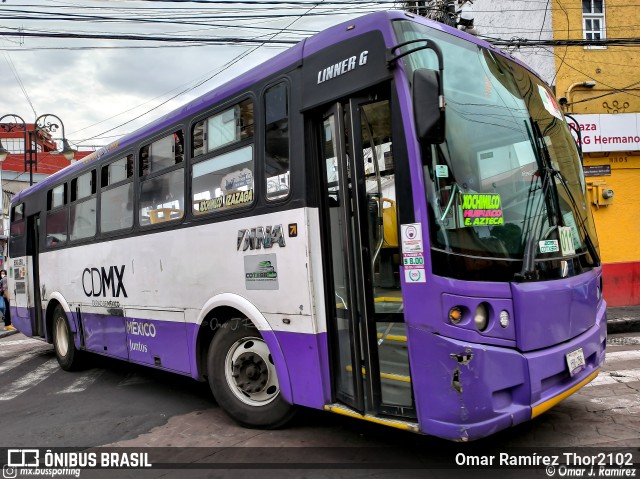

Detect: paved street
[1, 329, 639, 452]
[1, 309, 639, 479]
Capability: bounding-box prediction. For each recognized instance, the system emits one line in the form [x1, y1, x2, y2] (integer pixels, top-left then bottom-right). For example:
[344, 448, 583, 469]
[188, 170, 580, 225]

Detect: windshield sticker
[401, 223, 423, 253]
[538, 84, 563, 120]
[460, 193, 504, 227]
[435, 165, 449, 178]
[539, 240, 560, 254]
[404, 269, 426, 283]
[559, 226, 576, 256]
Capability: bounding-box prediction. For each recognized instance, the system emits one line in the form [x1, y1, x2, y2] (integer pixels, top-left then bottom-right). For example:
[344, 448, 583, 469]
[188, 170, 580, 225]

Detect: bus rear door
[13, 214, 45, 338]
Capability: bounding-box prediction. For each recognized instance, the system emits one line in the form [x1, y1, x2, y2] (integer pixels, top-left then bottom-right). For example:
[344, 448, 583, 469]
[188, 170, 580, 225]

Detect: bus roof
[14, 10, 534, 204]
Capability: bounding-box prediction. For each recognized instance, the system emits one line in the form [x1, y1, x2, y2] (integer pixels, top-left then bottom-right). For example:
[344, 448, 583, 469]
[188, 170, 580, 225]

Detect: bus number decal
[237, 225, 286, 251]
[82, 265, 128, 298]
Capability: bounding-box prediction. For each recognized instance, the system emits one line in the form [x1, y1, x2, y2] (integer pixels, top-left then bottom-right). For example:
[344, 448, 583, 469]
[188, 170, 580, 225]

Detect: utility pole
[402, 0, 477, 34]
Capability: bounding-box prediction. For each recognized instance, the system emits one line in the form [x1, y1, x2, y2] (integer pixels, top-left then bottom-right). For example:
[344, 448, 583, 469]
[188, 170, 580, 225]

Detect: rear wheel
[207, 319, 295, 428]
[52, 305, 84, 371]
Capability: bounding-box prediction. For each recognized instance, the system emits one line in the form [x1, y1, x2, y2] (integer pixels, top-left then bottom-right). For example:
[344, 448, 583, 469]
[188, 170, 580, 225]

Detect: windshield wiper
[516, 119, 600, 281]
[533, 120, 600, 267]
[516, 120, 558, 281]
[550, 169, 601, 267]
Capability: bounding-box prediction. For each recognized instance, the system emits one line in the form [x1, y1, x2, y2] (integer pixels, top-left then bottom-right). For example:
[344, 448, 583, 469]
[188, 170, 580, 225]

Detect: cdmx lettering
[237, 225, 286, 251]
[82, 265, 127, 298]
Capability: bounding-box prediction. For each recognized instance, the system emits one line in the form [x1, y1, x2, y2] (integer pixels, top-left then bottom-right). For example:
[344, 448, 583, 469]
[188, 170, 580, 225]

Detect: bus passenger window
[140, 131, 184, 177]
[46, 184, 68, 247]
[264, 82, 290, 201]
[191, 99, 254, 158]
[191, 98, 255, 215]
[139, 169, 184, 226]
[192, 145, 254, 215]
[10, 204, 25, 239]
[70, 170, 97, 241]
[101, 155, 134, 233]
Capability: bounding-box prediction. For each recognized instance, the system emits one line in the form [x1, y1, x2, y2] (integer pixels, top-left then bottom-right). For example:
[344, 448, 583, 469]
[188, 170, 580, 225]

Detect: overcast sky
[0, 0, 392, 152]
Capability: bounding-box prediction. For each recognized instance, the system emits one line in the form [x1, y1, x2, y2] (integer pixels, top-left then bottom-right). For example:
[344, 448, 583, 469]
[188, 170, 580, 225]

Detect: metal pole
[29, 129, 34, 187]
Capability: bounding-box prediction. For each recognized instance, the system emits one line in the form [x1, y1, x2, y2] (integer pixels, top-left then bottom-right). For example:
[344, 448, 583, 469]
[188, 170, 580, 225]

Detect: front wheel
[52, 305, 84, 371]
[207, 319, 295, 429]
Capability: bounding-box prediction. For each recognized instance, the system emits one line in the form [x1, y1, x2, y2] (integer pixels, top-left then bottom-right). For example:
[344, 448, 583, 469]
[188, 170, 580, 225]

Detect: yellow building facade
[553, 0, 640, 306]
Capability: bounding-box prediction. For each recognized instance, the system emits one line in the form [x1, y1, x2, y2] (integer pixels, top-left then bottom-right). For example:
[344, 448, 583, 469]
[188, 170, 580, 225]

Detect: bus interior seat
[381, 198, 398, 248]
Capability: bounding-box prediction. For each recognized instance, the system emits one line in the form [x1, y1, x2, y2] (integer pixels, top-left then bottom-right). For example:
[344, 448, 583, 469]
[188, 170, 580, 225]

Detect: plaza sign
[571, 113, 640, 153]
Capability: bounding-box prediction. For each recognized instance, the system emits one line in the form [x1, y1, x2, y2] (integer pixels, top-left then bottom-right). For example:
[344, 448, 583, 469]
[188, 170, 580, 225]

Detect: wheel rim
[224, 336, 279, 406]
[54, 316, 69, 358]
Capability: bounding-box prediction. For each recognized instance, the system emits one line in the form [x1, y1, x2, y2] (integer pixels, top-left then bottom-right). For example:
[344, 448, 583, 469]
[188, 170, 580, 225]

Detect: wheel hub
[232, 352, 268, 394]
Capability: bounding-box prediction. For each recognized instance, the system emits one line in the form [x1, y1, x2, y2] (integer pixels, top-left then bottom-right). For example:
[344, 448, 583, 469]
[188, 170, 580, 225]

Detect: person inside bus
[1, 269, 14, 331]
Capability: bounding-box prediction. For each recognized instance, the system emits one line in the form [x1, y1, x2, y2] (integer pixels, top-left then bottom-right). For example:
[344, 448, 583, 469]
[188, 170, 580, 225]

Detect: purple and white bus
[7, 10, 605, 441]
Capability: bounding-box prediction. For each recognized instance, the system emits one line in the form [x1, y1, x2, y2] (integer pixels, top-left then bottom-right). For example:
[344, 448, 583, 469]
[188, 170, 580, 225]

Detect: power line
[483, 36, 640, 48]
[0, 30, 301, 45]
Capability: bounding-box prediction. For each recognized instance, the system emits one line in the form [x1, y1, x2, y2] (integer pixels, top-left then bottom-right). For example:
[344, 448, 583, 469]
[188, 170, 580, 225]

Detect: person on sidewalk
[1, 270, 15, 331]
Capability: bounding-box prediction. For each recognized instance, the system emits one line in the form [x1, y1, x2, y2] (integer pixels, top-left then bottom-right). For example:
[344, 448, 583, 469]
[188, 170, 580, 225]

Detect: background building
[0, 125, 93, 269]
[552, 0, 640, 306]
[472, 0, 557, 85]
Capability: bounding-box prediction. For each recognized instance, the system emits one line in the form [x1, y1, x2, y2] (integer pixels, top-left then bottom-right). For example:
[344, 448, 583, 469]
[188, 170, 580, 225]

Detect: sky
[0, 0, 395, 152]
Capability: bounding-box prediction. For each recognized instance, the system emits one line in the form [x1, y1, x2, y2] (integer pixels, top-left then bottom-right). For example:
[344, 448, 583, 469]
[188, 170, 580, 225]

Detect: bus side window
[191, 99, 255, 215]
[10, 204, 26, 257]
[101, 155, 134, 233]
[69, 170, 97, 241]
[139, 131, 185, 226]
[264, 82, 290, 201]
[46, 183, 68, 248]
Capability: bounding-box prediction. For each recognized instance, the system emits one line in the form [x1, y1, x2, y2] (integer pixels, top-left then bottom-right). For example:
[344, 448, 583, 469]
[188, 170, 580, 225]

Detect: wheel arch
[45, 292, 75, 343]
[193, 293, 293, 405]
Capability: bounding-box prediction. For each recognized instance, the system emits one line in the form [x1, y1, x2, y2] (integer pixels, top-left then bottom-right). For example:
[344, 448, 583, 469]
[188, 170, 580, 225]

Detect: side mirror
[412, 68, 445, 144]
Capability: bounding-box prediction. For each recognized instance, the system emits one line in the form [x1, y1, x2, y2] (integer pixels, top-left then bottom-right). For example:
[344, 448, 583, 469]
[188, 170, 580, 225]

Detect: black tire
[52, 305, 84, 371]
[207, 318, 296, 429]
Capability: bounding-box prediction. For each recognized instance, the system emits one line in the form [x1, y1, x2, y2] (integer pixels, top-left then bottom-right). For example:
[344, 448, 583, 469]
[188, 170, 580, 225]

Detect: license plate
[566, 348, 586, 377]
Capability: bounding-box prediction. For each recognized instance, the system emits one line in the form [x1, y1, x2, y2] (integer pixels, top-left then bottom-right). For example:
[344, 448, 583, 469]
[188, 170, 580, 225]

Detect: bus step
[345, 365, 411, 383]
[376, 332, 407, 343]
[324, 403, 419, 432]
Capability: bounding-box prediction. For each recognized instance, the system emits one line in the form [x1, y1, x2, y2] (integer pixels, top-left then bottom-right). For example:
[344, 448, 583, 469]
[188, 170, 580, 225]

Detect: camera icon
[2, 464, 17, 479]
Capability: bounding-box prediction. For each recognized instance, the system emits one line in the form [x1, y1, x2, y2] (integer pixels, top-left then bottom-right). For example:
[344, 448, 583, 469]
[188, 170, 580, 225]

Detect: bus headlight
[474, 303, 489, 331]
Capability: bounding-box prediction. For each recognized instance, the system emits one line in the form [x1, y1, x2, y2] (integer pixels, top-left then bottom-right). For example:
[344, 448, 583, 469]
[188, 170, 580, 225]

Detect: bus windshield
[393, 19, 599, 281]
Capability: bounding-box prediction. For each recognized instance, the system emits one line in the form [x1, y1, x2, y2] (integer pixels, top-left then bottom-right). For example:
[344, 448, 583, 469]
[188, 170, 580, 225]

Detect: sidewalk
[605, 305, 640, 334]
[0, 318, 19, 339]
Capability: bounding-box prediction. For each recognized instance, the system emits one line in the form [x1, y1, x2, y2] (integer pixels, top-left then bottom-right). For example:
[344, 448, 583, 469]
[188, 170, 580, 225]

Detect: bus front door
[319, 94, 415, 419]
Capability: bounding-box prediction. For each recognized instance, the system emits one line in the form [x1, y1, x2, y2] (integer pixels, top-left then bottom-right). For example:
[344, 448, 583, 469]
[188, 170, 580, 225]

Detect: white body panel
[37, 207, 325, 335]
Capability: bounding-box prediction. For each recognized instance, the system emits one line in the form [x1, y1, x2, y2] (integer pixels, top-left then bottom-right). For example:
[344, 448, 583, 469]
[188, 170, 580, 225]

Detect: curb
[607, 317, 640, 334]
[0, 328, 19, 339]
